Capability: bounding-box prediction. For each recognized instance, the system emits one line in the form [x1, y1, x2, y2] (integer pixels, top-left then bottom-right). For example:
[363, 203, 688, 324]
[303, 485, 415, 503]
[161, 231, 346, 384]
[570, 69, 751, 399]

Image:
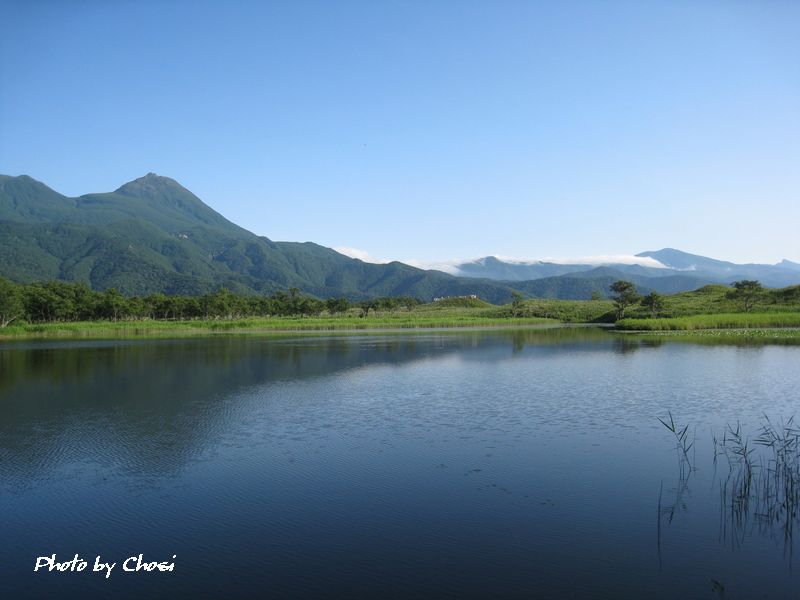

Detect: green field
[616, 312, 800, 331]
[611, 284, 800, 330]
[500, 298, 615, 322]
[622, 284, 800, 318]
[0, 306, 558, 339]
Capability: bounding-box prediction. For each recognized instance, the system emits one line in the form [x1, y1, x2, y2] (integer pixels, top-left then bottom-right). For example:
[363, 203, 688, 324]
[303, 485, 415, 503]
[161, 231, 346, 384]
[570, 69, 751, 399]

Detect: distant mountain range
[1, 173, 798, 301]
[448, 250, 800, 292]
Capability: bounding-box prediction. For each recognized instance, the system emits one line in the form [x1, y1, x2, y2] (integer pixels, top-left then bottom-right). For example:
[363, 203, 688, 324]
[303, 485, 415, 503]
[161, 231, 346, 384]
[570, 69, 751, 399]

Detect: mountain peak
[103, 172, 242, 233]
[114, 173, 188, 197]
[777, 259, 800, 271]
[0, 173, 55, 189]
[636, 248, 733, 270]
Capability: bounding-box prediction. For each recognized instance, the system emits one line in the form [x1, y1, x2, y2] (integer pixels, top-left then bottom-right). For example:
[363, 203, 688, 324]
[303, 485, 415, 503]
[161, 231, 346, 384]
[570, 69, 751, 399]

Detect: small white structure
[433, 294, 478, 302]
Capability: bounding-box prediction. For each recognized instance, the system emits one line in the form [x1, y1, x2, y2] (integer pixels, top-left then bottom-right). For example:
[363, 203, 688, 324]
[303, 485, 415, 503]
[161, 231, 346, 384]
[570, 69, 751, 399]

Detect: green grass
[0, 307, 559, 339]
[625, 284, 800, 319]
[628, 329, 800, 346]
[488, 299, 616, 322]
[616, 312, 800, 331]
[614, 284, 800, 331]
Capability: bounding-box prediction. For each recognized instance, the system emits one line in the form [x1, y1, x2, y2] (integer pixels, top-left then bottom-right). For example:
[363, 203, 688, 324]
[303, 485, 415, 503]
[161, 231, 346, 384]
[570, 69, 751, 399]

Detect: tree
[24, 284, 70, 322]
[126, 296, 147, 319]
[727, 280, 763, 313]
[0, 277, 24, 327]
[98, 288, 128, 321]
[590, 290, 603, 301]
[286, 287, 304, 316]
[609, 280, 640, 320]
[775, 285, 800, 305]
[301, 298, 325, 317]
[269, 290, 290, 316]
[402, 296, 420, 311]
[359, 299, 378, 317]
[511, 291, 525, 317]
[325, 297, 350, 315]
[200, 288, 243, 318]
[640, 291, 665, 318]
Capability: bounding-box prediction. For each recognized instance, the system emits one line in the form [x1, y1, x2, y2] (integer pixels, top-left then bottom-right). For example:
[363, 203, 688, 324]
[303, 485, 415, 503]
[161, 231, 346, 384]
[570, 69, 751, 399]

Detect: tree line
[0, 278, 420, 327]
[609, 279, 774, 319]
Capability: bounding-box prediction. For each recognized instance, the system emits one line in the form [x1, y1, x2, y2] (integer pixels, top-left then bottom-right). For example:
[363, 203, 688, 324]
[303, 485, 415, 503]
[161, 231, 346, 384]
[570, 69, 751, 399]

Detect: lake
[1, 327, 799, 598]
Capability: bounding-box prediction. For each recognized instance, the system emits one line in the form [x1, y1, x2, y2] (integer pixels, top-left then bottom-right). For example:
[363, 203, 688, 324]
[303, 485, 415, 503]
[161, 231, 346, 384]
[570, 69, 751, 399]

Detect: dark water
[1, 328, 799, 599]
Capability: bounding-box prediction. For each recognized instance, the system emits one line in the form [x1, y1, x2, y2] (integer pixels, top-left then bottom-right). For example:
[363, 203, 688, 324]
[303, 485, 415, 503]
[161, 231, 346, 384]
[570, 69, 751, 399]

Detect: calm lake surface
[2, 328, 799, 598]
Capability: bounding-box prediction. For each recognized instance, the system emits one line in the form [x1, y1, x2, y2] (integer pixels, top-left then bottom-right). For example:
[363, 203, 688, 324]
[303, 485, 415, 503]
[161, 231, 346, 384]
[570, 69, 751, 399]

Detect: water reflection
[3, 328, 800, 598]
[2, 329, 620, 480]
[1, 328, 797, 483]
[612, 336, 665, 354]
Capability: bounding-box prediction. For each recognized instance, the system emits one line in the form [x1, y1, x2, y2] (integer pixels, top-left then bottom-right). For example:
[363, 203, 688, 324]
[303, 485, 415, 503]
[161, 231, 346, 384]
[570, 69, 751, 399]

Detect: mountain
[2, 173, 797, 301]
[446, 249, 800, 290]
[777, 259, 800, 272]
[0, 173, 241, 233]
[453, 257, 591, 281]
[635, 248, 800, 287]
[635, 248, 726, 271]
[508, 267, 718, 299]
[0, 174, 521, 302]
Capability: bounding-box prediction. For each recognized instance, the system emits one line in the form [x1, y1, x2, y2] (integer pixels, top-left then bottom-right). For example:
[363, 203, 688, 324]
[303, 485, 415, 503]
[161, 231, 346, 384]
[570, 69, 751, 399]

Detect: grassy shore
[3, 284, 799, 339]
[615, 312, 800, 331]
[634, 328, 800, 340]
[0, 311, 559, 339]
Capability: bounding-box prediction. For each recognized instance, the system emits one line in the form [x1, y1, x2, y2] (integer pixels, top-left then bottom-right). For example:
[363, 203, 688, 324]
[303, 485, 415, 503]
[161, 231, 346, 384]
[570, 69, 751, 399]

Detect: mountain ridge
[447, 249, 799, 288]
[0, 173, 523, 301]
[1, 173, 798, 299]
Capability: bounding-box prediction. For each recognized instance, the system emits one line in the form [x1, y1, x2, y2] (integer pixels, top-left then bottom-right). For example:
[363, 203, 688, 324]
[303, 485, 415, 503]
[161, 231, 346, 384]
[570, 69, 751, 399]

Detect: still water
[1, 328, 799, 598]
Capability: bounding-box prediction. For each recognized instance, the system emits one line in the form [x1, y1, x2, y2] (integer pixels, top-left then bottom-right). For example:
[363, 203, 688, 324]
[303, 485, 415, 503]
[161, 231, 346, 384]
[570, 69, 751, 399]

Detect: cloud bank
[335, 248, 669, 272]
[534, 255, 668, 268]
[333, 247, 390, 264]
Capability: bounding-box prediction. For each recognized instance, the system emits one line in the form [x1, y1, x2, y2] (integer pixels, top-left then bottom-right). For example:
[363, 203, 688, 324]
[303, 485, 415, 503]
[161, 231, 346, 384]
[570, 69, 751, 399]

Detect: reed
[658, 411, 694, 464]
[659, 415, 800, 555]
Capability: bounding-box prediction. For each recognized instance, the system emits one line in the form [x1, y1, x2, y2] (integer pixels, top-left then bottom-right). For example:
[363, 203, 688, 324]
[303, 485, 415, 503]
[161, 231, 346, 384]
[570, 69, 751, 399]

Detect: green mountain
[4, 173, 788, 302]
[512, 267, 718, 299]
[0, 173, 521, 302]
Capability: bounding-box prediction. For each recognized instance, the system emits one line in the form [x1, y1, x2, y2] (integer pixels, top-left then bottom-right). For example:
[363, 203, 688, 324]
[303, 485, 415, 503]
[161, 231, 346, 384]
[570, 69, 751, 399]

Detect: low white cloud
[537, 255, 669, 268]
[402, 259, 464, 275]
[333, 246, 390, 264]
[334, 247, 465, 273]
[334, 248, 670, 272]
[410, 254, 670, 270]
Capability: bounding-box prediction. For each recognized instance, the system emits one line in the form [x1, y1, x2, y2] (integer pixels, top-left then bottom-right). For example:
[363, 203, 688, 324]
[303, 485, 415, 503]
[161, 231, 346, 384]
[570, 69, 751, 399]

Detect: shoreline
[0, 317, 565, 341]
[616, 327, 800, 338]
[2, 320, 800, 342]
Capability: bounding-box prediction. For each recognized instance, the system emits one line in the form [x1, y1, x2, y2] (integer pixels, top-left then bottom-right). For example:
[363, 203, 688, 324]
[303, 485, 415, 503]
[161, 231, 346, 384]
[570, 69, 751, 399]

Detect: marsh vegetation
[2, 275, 799, 338]
[659, 414, 800, 561]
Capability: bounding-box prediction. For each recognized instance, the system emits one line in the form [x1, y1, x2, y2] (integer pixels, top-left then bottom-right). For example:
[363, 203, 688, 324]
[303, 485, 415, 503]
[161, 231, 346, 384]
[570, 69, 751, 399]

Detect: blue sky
[1, 0, 798, 264]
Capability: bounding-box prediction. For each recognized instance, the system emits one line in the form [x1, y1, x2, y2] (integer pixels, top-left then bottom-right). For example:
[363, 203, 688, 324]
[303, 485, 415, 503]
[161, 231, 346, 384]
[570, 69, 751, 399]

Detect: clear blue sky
[1, 0, 798, 264]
